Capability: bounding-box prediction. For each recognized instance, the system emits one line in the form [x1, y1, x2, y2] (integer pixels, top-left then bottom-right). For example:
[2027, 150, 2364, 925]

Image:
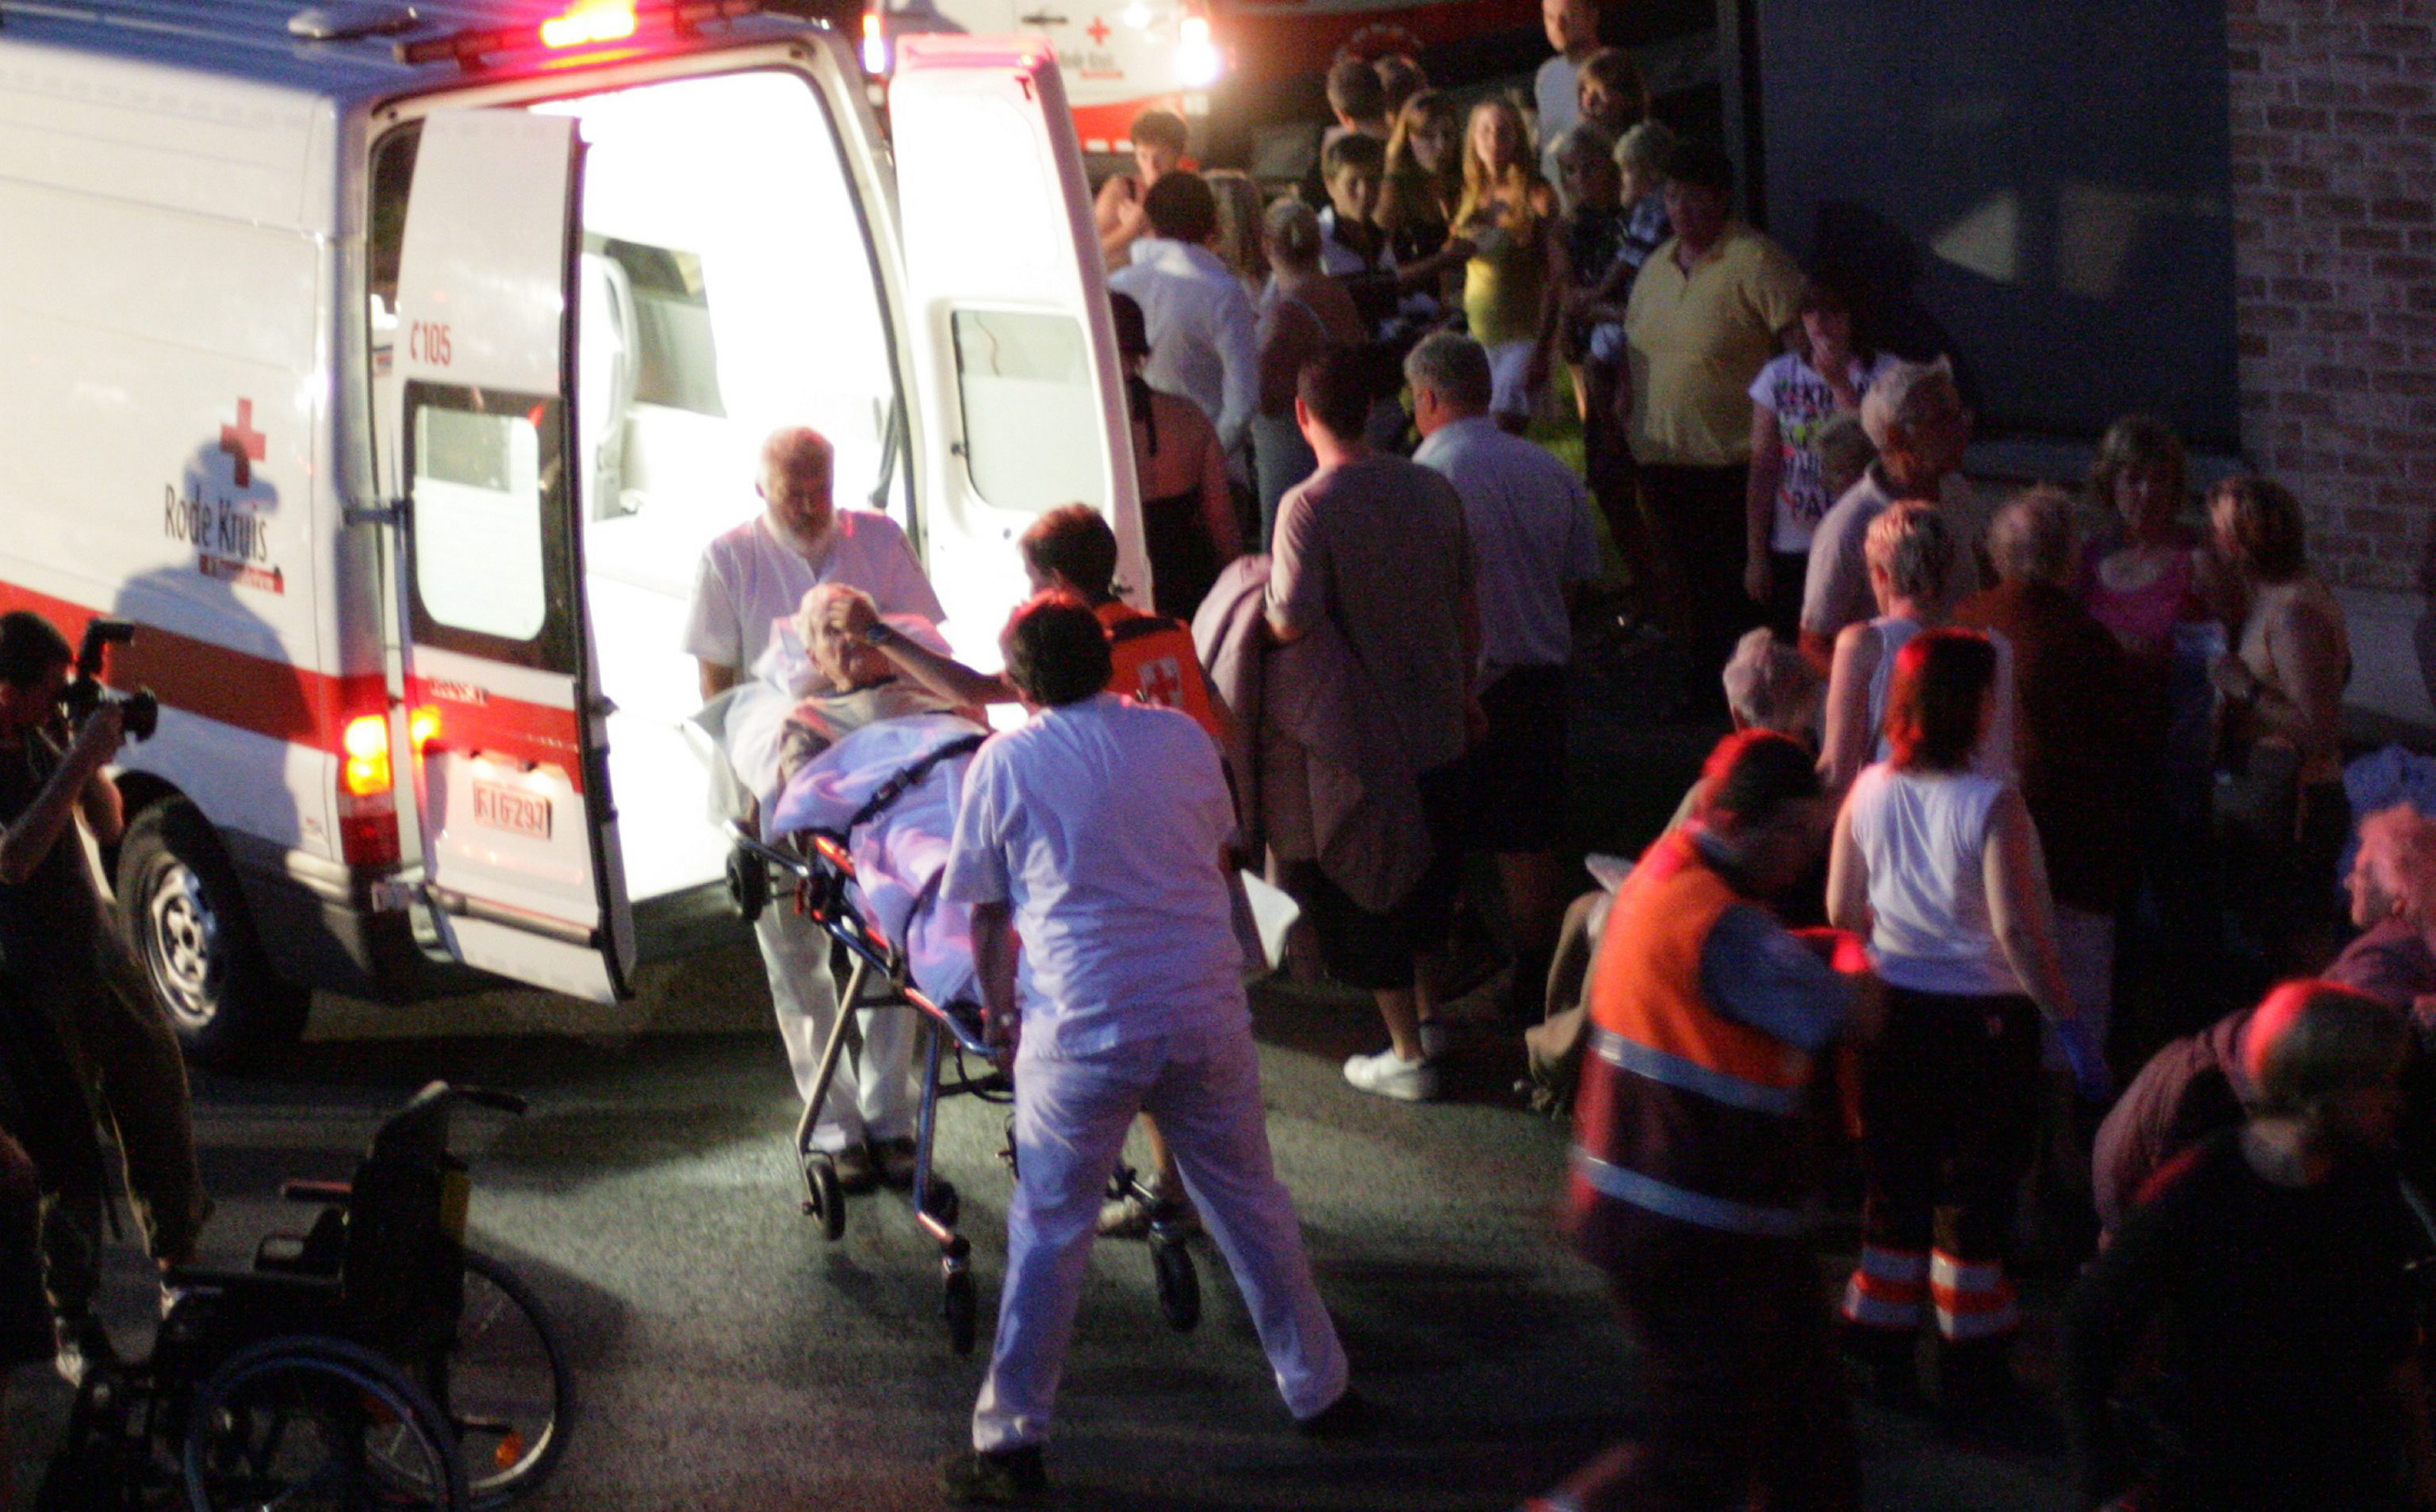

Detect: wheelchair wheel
[426, 1251, 574, 1507]
[804, 1152, 846, 1242]
[184, 1334, 469, 1512]
[942, 1265, 978, 1357]
[1152, 1238, 1201, 1333]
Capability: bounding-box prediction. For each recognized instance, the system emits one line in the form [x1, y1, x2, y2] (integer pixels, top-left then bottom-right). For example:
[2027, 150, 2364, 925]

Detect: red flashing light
[542, 2, 638, 47]
[395, 0, 762, 67]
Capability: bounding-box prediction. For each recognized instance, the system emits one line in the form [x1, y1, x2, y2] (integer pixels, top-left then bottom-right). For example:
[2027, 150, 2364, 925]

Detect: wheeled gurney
[723, 721, 1205, 1355]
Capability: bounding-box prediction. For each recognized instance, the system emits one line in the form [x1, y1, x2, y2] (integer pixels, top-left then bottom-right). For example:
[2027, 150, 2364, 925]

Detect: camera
[60, 618, 159, 743]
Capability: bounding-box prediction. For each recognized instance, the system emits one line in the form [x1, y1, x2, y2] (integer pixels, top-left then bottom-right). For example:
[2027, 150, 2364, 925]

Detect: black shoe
[872, 1136, 921, 1191]
[830, 1144, 879, 1195]
[939, 1445, 1049, 1505]
[1294, 1388, 1373, 1440]
[53, 1311, 117, 1389]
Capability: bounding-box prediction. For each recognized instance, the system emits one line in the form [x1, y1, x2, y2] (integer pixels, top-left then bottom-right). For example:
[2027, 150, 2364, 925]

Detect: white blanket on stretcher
[764, 711, 987, 1012]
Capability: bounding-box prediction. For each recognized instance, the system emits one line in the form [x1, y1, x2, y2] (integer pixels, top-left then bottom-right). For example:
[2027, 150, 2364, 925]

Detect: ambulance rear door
[887, 35, 1145, 656]
[383, 109, 635, 1001]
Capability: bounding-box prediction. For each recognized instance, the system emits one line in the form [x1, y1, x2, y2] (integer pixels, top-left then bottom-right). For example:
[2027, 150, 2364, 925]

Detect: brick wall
[2228, 0, 2436, 595]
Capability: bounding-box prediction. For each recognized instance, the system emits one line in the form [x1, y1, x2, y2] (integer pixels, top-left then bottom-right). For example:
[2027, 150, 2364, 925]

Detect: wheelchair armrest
[281, 1179, 353, 1204]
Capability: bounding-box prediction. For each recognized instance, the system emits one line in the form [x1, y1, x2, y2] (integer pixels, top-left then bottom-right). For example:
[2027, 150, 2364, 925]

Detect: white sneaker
[1416, 1019, 1451, 1059]
[1343, 1048, 1440, 1102]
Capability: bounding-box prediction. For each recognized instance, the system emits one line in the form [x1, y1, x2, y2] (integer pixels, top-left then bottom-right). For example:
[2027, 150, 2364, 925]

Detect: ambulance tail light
[861, 5, 891, 76]
[339, 713, 400, 871]
[1174, 3, 1220, 90]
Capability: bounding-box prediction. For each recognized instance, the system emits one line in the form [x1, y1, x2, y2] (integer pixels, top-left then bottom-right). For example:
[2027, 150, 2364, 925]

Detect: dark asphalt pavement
[10, 940, 2075, 1511]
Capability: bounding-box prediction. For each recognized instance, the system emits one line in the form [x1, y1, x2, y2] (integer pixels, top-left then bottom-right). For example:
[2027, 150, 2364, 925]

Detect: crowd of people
[0, 5, 2424, 1511]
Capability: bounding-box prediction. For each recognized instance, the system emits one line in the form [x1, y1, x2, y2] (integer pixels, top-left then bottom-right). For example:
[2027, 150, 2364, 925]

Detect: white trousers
[753, 902, 914, 1151]
[973, 1026, 1349, 1451]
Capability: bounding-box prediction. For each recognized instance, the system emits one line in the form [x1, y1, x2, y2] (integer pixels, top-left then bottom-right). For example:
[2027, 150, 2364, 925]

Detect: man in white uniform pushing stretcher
[936, 594, 1357, 1505]
[685, 427, 947, 1192]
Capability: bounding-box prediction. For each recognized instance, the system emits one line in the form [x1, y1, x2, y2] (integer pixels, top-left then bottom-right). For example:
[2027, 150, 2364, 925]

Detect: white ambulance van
[0, 0, 1146, 1056]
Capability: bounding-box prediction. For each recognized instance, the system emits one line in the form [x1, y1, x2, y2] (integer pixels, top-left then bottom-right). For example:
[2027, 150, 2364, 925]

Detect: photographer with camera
[0, 611, 206, 1384]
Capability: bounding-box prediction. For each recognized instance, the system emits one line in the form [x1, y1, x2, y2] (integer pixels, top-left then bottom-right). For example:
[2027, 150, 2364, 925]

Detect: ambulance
[0, 0, 1147, 1055]
[864, 0, 1221, 159]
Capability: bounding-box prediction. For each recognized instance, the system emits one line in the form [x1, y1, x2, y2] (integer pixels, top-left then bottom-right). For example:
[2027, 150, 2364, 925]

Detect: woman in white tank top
[1823, 628, 2102, 1408]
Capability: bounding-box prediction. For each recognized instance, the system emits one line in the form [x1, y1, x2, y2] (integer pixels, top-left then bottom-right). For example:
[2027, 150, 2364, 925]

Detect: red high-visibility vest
[1097, 601, 1224, 746]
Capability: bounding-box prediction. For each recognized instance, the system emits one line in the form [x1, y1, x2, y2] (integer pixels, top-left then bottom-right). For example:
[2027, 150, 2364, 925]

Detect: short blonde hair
[1864, 502, 1954, 607]
[1263, 197, 1323, 270]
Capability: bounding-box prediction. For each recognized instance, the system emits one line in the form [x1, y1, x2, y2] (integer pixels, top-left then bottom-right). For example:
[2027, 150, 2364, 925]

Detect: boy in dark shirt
[2066, 980, 2434, 1512]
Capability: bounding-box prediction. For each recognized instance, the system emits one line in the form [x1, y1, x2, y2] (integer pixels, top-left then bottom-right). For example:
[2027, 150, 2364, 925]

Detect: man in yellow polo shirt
[1622, 138, 1805, 705]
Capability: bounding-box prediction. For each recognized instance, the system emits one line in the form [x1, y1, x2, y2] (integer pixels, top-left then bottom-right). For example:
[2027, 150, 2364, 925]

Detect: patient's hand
[821, 592, 880, 641]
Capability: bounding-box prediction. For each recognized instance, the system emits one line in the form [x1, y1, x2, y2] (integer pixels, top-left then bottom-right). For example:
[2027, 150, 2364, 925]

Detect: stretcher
[723, 718, 1204, 1354]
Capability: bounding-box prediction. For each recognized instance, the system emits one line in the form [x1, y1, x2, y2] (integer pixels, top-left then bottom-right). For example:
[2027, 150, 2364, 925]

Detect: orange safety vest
[1568, 830, 1818, 1253]
[1097, 601, 1225, 747]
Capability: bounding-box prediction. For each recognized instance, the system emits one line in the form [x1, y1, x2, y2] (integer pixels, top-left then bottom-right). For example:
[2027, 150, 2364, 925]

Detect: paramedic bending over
[684, 426, 946, 1193]
[936, 595, 1354, 1506]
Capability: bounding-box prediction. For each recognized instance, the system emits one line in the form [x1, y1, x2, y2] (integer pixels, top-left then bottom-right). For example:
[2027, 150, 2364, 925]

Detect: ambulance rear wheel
[117, 800, 307, 1064]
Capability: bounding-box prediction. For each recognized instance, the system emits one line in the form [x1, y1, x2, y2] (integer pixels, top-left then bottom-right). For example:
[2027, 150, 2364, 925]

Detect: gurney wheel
[726, 844, 768, 923]
[802, 1154, 846, 1243]
[921, 1178, 960, 1229]
[942, 1266, 978, 1357]
[1152, 1238, 1201, 1333]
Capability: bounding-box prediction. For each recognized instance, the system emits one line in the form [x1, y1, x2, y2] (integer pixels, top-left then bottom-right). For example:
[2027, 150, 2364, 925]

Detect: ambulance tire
[117, 799, 308, 1062]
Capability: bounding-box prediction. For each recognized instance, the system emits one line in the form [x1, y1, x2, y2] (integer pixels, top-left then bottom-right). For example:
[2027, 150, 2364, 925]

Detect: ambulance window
[588, 237, 724, 417]
[951, 310, 1104, 514]
[404, 385, 576, 671]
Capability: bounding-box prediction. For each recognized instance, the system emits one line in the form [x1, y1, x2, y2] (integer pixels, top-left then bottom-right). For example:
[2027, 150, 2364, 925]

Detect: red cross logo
[1137, 655, 1183, 708]
[220, 400, 266, 488]
[1086, 14, 1109, 45]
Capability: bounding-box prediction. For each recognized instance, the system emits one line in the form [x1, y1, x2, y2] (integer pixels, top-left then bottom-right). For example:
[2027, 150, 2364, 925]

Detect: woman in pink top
[2080, 416, 2223, 663]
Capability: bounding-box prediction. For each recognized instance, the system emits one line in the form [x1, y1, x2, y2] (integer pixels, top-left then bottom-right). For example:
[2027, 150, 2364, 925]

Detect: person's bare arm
[1745, 406, 1784, 605]
[1825, 795, 1871, 936]
[819, 595, 1015, 706]
[0, 709, 122, 886]
[1199, 424, 1241, 561]
[75, 757, 123, 848]
[698, 660, 741, 703]
[2258, 593, 2348, 758]
[1982, 786, 2076, 1023]
[970, 898, 1021, 1062]
[1818, 625, 1876, 795]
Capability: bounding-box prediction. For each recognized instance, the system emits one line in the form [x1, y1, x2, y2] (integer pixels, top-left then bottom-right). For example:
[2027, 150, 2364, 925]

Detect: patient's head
[798, 584, 894, 691]
[1019, 506, 1120, 604]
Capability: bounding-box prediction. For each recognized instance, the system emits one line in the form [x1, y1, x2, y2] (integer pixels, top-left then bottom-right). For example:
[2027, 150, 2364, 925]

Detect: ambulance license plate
[472, 781, 551, 839]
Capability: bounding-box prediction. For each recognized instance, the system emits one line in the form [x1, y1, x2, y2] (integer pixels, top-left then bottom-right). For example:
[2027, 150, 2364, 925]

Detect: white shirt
[1846, 763, 2020, 997]
[941, 693, 1248, 1059]
[1110, 238, 1262, 457]
[681, 511, 944, 672]
[1534, 53, 1583, 189]
[1413, 415, 1601, 683]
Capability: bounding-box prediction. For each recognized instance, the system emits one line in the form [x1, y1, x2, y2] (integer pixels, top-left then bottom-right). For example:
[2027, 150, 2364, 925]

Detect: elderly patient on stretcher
[711, 583, 990, 1011]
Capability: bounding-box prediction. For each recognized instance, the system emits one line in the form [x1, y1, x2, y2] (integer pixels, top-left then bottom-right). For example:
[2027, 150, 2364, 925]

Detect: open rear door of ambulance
[888, 35, 1146, 656]
[386, 109, 635, 1002]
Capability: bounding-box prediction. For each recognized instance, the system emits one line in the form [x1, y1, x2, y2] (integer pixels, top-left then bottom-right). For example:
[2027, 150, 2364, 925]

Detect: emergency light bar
[394, 0, 762, 66]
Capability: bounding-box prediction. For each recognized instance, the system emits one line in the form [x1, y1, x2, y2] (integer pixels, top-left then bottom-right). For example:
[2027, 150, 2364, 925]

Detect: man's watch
[861, 619, 898, 648]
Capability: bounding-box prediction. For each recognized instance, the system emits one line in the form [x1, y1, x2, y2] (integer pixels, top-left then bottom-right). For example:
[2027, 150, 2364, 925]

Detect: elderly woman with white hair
[1797, 355, 1975, 664]
[2325, 804, 2436, 1015]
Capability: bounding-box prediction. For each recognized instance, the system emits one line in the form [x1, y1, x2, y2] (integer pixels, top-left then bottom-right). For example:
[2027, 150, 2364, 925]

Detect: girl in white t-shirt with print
[1744, 279, 1897, 634]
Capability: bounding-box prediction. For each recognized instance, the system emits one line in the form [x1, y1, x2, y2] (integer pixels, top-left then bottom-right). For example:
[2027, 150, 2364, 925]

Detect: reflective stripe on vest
[1568, 1147, 1806, 1239]
[1590, 1024, 1804, 1119]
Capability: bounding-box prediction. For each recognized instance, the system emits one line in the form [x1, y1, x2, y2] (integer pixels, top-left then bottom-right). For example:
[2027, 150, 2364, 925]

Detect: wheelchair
[36, 1083, 571, 1512]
